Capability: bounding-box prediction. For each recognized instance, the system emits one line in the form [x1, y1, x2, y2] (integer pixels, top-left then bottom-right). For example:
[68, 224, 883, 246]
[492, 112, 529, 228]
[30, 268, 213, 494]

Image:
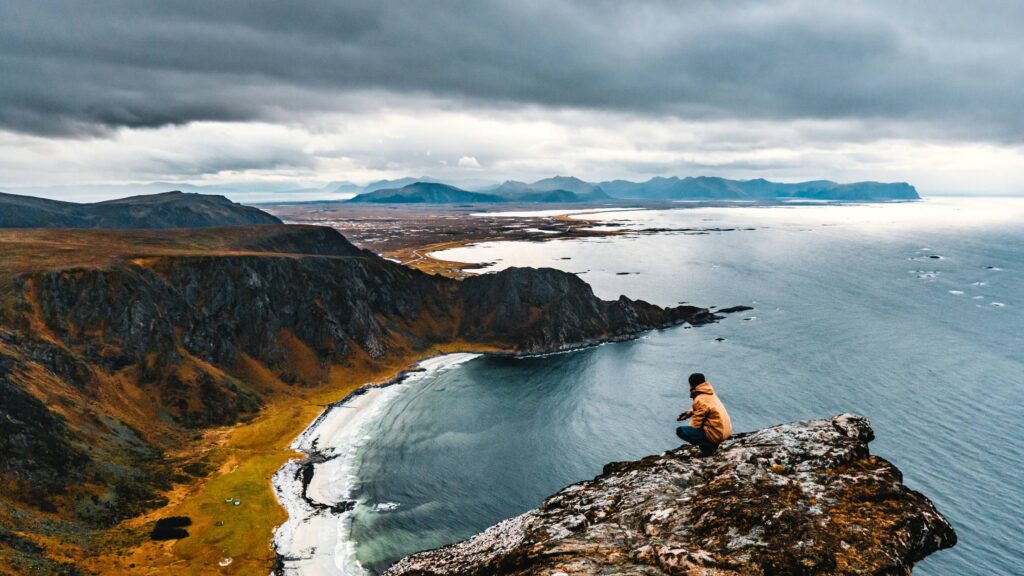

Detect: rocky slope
[0, 190, 282, 228]
[0, 224, 716, 572]
[386, 414, 955, 576]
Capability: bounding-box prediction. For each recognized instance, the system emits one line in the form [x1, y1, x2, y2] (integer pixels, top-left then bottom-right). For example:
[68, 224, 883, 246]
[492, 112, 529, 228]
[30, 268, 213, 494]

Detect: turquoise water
[350, 199, 1024, 574]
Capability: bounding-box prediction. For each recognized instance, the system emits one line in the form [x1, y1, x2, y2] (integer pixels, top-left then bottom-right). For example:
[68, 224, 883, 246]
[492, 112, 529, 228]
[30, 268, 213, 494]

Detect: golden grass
[0, 226, 337, 279]
[383, 240, 480, 278]
[82, 341, 506, 575]
[0, 226, 513, 574]
[277, 328, 328, 385]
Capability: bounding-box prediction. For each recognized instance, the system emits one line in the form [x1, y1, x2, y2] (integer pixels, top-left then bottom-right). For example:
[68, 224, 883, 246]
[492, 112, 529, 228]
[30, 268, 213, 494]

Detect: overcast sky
[1, 0, 1022, 197]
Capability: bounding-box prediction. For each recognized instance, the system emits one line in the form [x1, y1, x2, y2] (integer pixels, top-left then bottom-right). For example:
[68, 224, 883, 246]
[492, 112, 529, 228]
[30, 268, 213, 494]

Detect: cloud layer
[3, 1, 1022, 139]
[1, 1, 1022, 193]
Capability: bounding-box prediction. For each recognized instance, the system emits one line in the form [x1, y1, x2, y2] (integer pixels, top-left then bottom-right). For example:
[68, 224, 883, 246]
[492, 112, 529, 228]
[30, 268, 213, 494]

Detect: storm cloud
[2, 0, 1022, 141]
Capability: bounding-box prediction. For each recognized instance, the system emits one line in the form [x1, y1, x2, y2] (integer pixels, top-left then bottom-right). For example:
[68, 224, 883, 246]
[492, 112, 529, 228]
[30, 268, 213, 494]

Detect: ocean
[330, 198, 1022, 574]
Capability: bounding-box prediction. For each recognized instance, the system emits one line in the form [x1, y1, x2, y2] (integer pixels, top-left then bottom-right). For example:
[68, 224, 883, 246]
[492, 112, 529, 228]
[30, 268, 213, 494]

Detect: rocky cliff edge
[386, 414, 955, 576]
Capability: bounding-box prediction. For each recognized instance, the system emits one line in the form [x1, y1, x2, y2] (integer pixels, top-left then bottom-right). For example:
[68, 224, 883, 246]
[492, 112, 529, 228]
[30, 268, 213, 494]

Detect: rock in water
[384, 414, 955, 576]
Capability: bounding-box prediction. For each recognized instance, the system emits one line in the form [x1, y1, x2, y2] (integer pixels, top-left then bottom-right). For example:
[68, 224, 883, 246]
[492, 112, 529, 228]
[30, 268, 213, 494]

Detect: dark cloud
[1, 1, 1022, 140]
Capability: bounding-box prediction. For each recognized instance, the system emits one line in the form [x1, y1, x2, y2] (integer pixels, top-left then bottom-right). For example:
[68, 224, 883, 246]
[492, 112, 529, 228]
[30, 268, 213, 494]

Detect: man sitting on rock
[677, 372, 732, 455]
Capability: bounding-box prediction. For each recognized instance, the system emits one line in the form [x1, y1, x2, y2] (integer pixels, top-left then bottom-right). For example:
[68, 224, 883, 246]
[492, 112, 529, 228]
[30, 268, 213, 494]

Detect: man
[676, 372, 732, 456]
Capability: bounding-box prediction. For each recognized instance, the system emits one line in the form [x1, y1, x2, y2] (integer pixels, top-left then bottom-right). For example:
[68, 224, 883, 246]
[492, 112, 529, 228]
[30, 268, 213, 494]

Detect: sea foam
[272, 353, 480, 576]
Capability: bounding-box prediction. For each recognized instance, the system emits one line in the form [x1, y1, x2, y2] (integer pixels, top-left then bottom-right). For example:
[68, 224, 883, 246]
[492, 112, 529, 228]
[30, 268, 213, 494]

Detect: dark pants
[676, 426, 718, 456]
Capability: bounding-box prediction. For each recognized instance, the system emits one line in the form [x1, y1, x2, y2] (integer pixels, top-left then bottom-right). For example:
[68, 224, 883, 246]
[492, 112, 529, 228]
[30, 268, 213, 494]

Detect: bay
[349, 198, 1024, 575]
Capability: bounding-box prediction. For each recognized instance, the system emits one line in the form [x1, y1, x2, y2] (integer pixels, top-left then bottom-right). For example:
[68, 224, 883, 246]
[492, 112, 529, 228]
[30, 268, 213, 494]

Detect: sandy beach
[272, 353, 481, 576]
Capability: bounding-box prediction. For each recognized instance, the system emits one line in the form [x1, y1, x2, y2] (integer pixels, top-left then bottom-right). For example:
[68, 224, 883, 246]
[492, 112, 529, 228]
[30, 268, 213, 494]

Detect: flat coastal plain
[264, 201, 748, 277]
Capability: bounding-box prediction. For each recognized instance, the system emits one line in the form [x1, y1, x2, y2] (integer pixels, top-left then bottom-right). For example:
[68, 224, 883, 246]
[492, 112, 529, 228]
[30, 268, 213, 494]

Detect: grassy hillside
[0, 225, 711, 575]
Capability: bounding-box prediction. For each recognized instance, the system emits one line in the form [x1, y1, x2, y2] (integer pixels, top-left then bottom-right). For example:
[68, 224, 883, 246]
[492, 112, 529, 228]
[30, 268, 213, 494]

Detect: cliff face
[0, 225, 714, 533]
[460, 267, 717, 353]
[0, 348, 90, 507]
[385, 414, 955, 576]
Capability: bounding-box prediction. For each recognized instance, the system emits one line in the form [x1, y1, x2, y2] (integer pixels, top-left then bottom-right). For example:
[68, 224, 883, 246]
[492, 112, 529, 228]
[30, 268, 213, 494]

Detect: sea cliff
[0, 224, 716, 573]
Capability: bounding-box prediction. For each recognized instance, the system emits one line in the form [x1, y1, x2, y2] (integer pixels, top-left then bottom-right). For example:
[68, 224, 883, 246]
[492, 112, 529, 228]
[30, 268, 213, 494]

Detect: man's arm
[677, 410, 693, 421]
[690, 400, 708, 429]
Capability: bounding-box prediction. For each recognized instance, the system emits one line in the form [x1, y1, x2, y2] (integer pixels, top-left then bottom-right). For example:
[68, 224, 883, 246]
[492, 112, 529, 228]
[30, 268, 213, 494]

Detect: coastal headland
[0, 193, 956, 576]
[0, 222, 717, 575]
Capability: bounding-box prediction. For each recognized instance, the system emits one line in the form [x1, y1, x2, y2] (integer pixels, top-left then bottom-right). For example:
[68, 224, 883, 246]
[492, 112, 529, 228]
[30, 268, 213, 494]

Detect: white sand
[271, 353, 481, 576]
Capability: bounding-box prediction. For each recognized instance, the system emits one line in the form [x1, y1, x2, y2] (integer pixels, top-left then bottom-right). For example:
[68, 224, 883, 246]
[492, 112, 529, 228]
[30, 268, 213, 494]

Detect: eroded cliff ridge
[386, 414, 955, 576]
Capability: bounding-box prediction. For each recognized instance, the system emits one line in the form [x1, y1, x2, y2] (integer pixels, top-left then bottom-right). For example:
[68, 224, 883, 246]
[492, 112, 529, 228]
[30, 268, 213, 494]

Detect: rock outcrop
[385, 414, 955, 576]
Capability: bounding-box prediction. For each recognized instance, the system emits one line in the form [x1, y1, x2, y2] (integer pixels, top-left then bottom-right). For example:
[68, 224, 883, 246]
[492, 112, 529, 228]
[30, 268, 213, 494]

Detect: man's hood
[690, 381, 715, 398]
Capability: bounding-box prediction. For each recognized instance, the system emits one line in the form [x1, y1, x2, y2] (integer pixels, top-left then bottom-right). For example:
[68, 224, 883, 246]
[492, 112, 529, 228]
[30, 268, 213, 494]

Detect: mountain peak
[348, 181, 503, 204]
[0, 191, 280, 228]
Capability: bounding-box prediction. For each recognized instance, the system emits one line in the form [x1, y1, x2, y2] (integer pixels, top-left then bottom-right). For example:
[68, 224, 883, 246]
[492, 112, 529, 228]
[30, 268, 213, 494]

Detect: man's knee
[677, 426, 701, 442]
[676, 426, 718, 455]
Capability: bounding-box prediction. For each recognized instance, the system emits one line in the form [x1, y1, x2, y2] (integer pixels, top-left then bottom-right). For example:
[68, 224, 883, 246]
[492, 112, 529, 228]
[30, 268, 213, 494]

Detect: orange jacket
[690, 382, 732, 443]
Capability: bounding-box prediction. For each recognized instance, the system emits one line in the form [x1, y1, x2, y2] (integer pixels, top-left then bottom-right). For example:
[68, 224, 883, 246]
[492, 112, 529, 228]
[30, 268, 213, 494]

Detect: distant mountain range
[0, 190, 282, 228]
[347, 180, 611, 204]
[488, 176, 606, 197]
[347, 182, 506, 204]
[597, 176, 919, 201]
[0, 176, 919, 209]
[346, 176, 918, 204]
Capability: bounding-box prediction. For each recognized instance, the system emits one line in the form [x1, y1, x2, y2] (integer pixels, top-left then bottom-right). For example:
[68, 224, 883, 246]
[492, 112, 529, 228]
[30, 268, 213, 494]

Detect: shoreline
[271, 353, 482, 576]
[74, 207, 732, 573]
[266, 312, 739, 575]
[81, 344, 505, 575]
[386, 209, 763, 279]
[376, 211, 632, 278]
[70, 211, 735, 573]
[265, 203, 643, 279]
[265, 200, 885, 279]
[83, 283, 721, 573]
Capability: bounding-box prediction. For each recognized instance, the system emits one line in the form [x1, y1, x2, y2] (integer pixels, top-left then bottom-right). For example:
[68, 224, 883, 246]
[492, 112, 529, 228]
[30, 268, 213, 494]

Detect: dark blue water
[350, 199, 1024, 574]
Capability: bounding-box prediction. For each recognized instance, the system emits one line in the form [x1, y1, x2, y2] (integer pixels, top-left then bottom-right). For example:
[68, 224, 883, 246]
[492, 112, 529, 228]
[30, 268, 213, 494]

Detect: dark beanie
[688, 372, 706, 387]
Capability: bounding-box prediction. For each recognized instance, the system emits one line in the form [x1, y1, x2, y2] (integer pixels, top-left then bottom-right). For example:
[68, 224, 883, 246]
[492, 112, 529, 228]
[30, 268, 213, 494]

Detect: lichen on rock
[385, 414, 956, 576]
